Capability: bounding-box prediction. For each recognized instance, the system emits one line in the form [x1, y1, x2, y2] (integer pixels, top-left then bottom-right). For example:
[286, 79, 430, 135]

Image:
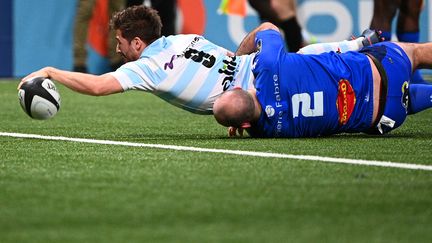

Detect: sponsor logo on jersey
[218, 56, 238, 91]
[256, 39, 262, 54]
[165, 37, 217, 70]
[164, 55, 176, 70]
[271, 73, 285, 136]
[273, 74, 282, 108]
[251, 58, 258, 70]
[337, 79, 356, 125]
[181, 37, 200, 57]
[401, 81, 409, 113]
[265, 105, 275, 117]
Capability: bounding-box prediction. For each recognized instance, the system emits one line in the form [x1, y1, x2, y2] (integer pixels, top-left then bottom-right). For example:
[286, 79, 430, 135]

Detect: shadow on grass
[122, 129, 432, 142]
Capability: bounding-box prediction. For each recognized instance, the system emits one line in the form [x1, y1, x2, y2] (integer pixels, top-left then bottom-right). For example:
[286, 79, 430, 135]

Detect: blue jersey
[248, 30, 375, 138]
[110, 34, 255, 114]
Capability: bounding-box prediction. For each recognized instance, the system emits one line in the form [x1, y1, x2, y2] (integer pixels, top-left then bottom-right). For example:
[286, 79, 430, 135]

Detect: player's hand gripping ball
[18, 77, 61, 120]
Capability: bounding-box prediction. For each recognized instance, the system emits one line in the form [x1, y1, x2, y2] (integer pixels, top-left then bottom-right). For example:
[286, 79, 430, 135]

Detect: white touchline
[1, 132, 432, 171]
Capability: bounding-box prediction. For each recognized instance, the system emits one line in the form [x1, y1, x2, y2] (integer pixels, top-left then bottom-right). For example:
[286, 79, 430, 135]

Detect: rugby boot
[359, 29, 384, 47]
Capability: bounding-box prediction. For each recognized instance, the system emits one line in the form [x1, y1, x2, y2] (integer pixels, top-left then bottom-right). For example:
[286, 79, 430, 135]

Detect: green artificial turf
[1, 80, 431, 242]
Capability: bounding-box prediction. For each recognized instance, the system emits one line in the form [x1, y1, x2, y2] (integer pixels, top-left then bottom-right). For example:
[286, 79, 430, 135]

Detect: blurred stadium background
[0, 0, 430, 78]
[1, 1, 432, 242]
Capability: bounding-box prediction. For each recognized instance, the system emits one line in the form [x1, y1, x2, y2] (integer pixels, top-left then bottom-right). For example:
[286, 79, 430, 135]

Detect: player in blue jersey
[213, 26, 432, 138]
[20, 5, 382, 117]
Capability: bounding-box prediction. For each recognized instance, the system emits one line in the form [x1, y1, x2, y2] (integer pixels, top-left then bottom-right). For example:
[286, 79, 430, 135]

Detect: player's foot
[359, 29, 384, 47]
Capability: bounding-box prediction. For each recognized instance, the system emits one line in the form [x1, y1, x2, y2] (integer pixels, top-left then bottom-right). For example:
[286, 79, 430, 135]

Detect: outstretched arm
[19, 67, 123, 96]
[236, 22, 280, 55]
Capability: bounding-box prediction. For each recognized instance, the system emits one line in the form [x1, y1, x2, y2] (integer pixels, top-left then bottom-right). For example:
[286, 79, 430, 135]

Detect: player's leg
[73, 0, 97, 72]
[409, 42, 432, 113]
[397, 0, 422, 41]
[395, 42, 432, 70]
[362, 41, 411, 134]
[407, 84, 432, 114]
[370, 0, 400, 41]
[270, 0, 303, 52]
[394, 42, 432, 114]
[397, 0, 426, 84]
[298, 29, 382, 55]
[248, 0, 303, 52]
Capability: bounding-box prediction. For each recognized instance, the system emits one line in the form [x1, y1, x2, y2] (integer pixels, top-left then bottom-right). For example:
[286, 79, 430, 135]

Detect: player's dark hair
[111, 5, 162, 44]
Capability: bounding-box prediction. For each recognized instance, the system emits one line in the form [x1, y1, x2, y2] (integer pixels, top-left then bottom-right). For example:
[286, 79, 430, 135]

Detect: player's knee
[393, 42, 416, 69]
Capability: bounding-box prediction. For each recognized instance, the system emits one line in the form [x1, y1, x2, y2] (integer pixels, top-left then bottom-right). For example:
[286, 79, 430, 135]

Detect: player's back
[112, 34, 255, 114]
[250, 50, 375, 137]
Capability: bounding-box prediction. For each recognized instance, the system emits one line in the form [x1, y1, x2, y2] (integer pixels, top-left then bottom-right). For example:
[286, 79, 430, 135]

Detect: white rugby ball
[18, 77, 61, 120]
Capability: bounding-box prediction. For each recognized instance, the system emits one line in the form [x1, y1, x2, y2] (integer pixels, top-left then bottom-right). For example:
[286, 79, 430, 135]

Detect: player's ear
[132, 37, 145, 51]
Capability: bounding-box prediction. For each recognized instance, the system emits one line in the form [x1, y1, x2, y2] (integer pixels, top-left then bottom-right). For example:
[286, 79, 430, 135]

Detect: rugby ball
[18, 77, 61, 120]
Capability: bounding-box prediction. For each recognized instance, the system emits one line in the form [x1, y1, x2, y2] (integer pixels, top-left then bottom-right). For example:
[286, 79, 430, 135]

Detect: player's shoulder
[256, 29, 283, 42]
[165, 34, 205, 44]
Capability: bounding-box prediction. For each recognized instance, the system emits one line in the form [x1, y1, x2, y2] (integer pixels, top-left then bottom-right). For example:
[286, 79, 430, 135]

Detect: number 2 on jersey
[291, 92, 324, 118]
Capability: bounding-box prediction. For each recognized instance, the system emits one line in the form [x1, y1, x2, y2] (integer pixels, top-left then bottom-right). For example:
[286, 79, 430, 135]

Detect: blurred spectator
[248, 0, 303, 52]
[74, 0, 177, 74]
[73, 0, 125, 73]
[127, 0, 177, 36]
[370, 0, 427, 84]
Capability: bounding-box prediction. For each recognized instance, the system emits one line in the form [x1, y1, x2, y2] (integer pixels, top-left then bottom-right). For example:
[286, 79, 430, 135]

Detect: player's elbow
[87, 75, 121, 96]
[88, 85, 113, 96]
[89, 87, 108, 96]
[258, 22, 280, 33]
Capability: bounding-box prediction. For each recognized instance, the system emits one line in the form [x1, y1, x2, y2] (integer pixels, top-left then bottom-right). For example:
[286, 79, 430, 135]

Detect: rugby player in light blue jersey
[214, 26, 432, 138]
[20, 5, 381, 117]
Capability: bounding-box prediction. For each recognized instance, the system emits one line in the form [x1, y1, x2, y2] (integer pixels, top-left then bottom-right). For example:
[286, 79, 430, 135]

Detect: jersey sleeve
[108, 61, 157, 92]
[255, 29, 285, 55]
[252, 29, 285, 78]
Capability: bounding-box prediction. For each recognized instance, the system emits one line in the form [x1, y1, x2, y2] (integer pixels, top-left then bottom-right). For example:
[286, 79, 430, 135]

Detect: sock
[411, 71, 428, 84]
[408, 84, 432, 114]
[397, 31, 419, 42]
[380, 31, 392, 41]
[279, 17, 303, 52]
[298, 39, 362, 54]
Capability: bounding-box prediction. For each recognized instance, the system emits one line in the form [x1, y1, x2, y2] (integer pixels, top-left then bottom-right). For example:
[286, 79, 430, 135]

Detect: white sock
[298, 37, 365, 55]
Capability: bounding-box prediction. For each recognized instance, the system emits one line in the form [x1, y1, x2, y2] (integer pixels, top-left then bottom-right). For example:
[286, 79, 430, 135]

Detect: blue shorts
[360, 42, 412, 134]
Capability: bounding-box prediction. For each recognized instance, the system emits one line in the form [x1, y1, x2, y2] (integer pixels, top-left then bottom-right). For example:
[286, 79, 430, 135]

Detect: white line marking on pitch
[1, 132, 431, 171]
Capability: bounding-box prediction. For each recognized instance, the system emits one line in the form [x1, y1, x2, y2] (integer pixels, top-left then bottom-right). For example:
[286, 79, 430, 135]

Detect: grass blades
[1, 80, 431, 242]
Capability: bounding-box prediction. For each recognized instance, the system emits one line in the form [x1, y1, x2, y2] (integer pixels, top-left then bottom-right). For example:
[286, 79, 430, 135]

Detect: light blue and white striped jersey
[109, 34, 255, 114]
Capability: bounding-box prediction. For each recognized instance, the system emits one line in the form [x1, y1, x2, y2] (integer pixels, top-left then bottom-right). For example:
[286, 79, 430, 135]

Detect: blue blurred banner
[0, 0, 13, 77]
[13, 0, 76, 78]
[1, 0, 430, 77]
[208, 0, 431, 49]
